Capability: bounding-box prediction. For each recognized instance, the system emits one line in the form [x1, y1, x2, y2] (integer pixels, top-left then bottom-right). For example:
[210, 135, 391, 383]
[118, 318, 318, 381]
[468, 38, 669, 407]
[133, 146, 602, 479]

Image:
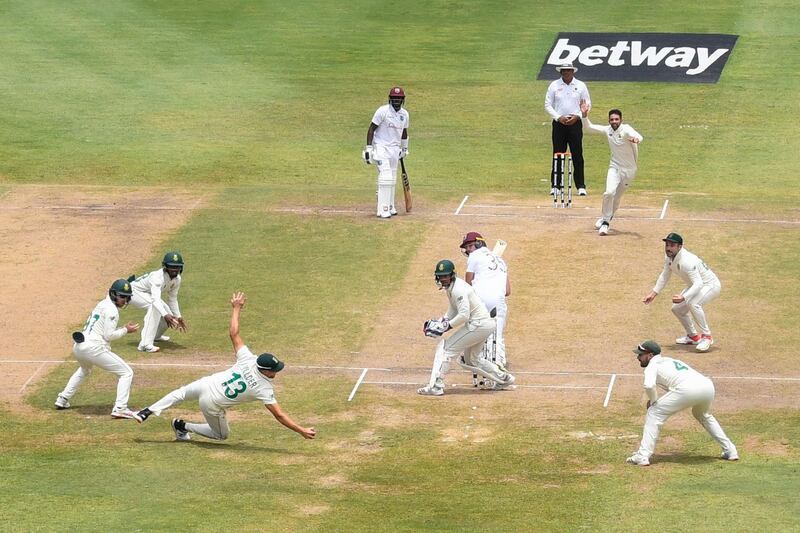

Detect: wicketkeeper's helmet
[434, 259, 456, 289]
[108, 278, 133, 302]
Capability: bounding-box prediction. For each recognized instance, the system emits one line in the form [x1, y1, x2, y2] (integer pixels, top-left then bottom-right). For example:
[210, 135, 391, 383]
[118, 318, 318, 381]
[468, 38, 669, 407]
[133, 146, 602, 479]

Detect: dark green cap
[662, 233, 683, 245]
[256, 353, 284, 372]
[633, 340, 661, 356]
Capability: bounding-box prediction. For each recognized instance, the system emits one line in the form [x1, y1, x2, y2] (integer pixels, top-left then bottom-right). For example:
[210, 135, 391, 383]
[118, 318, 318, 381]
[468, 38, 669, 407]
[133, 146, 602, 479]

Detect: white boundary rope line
[347, 368, 369, 402]
[454, 195, 469, 215]
[660, 199, 669, 219]
[603, 374, 617, 408]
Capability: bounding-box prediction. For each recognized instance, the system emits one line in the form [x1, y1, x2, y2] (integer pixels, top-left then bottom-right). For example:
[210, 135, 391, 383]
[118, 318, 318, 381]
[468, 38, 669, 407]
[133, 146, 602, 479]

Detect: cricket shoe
[54, 395, 71, 410]
[111, 408, 139, 420]
[696, 335, 714, 352]
[172, 418, 191, 441]
[625, 453, 650, 466]
[675, 334, 702, 345]
[134, 408, 153, 423]
[550, 187, 558, 196]
[721, 449, 739, 461]
[598, 222, 609, 236]
[137, 344, 160, 353]
[390, 207, 398, 216]
[594, 217, 605, 229]
[417, 385, 444, 396]
[578, 188, 587, 196]
[154, 335, 170, 342]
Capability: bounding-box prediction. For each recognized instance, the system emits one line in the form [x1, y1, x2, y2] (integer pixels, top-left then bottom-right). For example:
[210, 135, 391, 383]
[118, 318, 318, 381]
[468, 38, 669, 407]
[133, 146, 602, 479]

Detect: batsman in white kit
[643, 233, 721, 352]
[135, 292, 316, 442]
[579, 101, 643, 236]
[418, 260, 515, 396]
[55, 279, 141, 419]
[129, 251, 187, 353]
[363, 86, 409, 218]
[459, 231, 511, 373]
[626, 340, 738, 466]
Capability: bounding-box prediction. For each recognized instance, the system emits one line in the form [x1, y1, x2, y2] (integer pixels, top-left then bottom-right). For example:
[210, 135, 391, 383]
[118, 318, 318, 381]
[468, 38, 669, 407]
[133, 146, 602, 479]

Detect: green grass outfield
[2, 1, 799, 531]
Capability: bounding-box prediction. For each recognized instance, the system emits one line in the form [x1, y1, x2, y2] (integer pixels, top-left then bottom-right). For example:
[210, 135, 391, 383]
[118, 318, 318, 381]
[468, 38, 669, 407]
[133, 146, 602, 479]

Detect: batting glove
[363, 145, 374, 165]
[400, 139, 409, 158]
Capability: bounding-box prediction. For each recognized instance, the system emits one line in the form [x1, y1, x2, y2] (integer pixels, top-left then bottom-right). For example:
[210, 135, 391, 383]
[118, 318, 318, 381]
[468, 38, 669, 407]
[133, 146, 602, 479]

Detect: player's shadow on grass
[652, 454, 717, 465]
[73, 404, 121, 415]
[607, 229, 644, 240]
[132, 437, 294, 454]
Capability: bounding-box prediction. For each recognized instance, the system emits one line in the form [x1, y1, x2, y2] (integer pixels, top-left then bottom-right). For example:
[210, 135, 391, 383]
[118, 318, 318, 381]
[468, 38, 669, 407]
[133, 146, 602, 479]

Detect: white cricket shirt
[81, 296, 128, 345]
[653, 248, 720, 301]
[203, 346, 277, 408]
[582, 117, 643, 169]
[444, 277, 491, 330]
[131, 268, 182, 317]
[643, 355, 709, 401]
[371, 104, 409, 147]
[466, 247, 508, 312]
[544, 78, 591, 121]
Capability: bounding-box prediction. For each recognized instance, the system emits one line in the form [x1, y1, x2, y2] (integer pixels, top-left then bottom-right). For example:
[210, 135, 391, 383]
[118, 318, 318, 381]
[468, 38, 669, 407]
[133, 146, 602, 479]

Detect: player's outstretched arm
[229, 291, 246, 353]
[265, 403, 317, 439]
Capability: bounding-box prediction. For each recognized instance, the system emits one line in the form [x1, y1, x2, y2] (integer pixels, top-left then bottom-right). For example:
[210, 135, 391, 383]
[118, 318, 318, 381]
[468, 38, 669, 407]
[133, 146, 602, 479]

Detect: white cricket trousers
[636, 377, 736, 459]
[60, 342, 134, 411]
[428, 319, 507, 387]
[601, 165, 636, 222]
[148, 378, 230, 440]
[130, 292, 170, 348]
[672, 282, 721, 336]
[374, 144, 399, 217]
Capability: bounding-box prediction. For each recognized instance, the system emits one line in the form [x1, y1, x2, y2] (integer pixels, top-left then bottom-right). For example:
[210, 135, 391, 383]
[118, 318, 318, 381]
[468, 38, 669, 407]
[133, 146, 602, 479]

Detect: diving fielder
[135, 292, 316, 442]
[579, 101, 643, 235]
[364, 86, 409, 218]
[626, 340, 738, 466]
[55, 279, 140, 419]
[643, 233, 721, 353]
[418, 260, 515, 396]
[129, 251, 187, 353]
[459, 232, 511, 367]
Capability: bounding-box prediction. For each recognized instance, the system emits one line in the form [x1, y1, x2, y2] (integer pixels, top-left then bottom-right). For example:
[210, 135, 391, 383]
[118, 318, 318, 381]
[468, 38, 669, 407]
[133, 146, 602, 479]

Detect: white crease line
[454, 195, 469, 215]
[347, 368, 369, 402]
[603, 374, 617, 408]
[454, 210, 800, 225]
[19, 362, 48, 393]
[660, 199, 669, 219]
[363, 380, 607, 390]
[468, 204, 654, 212]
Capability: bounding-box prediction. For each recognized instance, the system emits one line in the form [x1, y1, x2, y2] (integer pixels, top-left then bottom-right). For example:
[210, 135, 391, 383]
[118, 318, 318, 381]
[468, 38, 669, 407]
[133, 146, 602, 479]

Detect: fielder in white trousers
[628, 341, 737, 465]
[147, 379, 230, 440]
[62, 343, 134, 413]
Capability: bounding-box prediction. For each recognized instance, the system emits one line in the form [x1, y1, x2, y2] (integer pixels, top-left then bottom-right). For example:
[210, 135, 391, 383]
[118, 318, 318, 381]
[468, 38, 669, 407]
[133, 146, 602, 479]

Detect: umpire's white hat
[555, 62, 578, 73]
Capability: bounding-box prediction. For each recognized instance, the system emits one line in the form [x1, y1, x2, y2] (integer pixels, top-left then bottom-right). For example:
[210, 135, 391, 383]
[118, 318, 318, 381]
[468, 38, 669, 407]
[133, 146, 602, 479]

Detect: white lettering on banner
[687, 48, 729, 75]
[630, 42, 674, 66]
[546, 38, 730, 75]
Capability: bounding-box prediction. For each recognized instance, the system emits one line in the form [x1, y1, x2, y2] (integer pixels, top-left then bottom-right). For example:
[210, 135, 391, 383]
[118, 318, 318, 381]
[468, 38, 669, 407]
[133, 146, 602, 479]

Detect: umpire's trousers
[551, 120, 585, 189]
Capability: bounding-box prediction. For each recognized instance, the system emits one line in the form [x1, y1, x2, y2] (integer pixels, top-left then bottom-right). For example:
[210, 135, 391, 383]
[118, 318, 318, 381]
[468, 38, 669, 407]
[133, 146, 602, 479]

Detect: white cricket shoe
[550, 187, 558, 196]
[578, 188, 587, 196]
[172, 418, 192, 441]
[675, 334, 702, 345]
[390, 207, 398, 216]
[417, 385, 444, 396]
[54, 395, 70, 410]
[594, 217, 605, 229]
[721, 449, 739, 461]
[696, 335, 714, 352]
[598, 222, 609, 236]
[138, 344, 160, 353]
[154, 335, 170, 342]
[111, 408, 138, 420]
[625, 453, 650, 466]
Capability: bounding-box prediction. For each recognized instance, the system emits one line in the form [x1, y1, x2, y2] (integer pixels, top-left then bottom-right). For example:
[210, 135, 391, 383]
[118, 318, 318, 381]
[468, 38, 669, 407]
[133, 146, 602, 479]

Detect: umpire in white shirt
[544, 63, 591, 196]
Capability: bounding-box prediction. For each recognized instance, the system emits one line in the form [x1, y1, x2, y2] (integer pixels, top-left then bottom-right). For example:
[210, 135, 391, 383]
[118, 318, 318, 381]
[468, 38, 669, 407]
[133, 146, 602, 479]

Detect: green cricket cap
[256, 353, 284, 372]
[662, 233, 683, 245]
[633, 340, 662, 356]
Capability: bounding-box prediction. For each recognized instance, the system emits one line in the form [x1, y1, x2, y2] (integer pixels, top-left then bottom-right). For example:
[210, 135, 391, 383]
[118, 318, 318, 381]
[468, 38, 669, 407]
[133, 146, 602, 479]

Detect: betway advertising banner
[537, 33, 738, 83]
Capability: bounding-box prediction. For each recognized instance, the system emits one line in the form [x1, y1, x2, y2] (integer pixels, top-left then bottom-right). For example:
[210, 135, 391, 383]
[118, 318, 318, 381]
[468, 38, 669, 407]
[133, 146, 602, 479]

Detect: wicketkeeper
[418, 260, 515, 396]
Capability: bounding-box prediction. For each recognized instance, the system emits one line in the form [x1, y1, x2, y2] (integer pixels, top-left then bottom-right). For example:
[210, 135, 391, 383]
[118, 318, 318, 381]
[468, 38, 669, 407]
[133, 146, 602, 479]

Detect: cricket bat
[400, 158, 412, 212]
[492, 239, 507, 257]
